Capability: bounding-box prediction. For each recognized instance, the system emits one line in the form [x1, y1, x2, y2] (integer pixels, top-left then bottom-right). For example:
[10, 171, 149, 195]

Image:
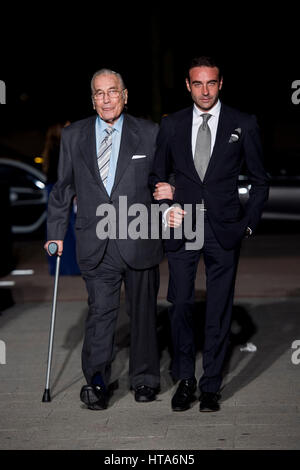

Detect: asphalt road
[0, 221, 300, 451]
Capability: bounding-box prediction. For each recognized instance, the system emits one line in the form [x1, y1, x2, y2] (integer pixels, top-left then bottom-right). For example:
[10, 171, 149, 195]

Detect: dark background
[0, 8, 299, 173]
[0, 7, 299, 292]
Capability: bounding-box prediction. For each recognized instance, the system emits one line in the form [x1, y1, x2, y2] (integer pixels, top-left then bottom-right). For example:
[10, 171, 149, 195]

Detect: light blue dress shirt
[95, 114, 124, 196]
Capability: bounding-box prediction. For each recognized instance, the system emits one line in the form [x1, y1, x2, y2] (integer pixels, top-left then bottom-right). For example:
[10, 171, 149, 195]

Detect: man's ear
[123, 89, 128, 104]
[185, 78, 191, 93]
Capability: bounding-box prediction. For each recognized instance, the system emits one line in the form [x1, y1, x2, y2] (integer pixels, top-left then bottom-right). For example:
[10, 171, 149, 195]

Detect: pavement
[0, 226, 300, 451]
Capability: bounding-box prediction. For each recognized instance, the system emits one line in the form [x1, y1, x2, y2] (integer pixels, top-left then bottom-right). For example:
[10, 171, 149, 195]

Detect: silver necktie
[194, 113, 212, 181]
[97, 127, 115, 187]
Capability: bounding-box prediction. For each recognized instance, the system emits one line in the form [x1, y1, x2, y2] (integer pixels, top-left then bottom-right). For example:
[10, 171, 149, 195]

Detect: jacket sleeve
[149, 116, 174, 206]
[243, 115, 270, 232]
[46, 128, 76, 240]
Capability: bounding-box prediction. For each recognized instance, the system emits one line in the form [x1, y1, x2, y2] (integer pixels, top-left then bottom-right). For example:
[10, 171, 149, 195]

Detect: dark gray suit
[47, 113, 163, 389]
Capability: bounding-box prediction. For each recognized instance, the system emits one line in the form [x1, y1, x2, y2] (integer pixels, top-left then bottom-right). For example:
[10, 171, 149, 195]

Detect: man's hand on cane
[44, 240, 64, 256]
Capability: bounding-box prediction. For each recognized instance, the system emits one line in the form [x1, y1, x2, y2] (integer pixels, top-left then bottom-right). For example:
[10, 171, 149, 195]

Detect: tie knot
[105, 127, 115, 136]
[201, 113, 212, 129]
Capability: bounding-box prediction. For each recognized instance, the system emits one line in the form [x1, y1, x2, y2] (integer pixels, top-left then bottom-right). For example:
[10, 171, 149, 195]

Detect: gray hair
[91, 69, 126, 94]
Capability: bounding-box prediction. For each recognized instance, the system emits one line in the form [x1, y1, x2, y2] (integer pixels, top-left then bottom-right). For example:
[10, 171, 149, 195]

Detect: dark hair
[186, 56, 223, 81]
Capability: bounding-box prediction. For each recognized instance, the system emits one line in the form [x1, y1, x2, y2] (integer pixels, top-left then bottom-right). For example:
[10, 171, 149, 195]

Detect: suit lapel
[177, 104, 236, 184]
[110, 114, 140, 195]
[204, 104, 235, 181]
[78, 115, 108, 194]
[174, 107, 201, 185]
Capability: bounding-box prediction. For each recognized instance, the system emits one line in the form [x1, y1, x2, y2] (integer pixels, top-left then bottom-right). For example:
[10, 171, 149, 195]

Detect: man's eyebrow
[192, 80, 218, 85]
[94, 86, 119, 92]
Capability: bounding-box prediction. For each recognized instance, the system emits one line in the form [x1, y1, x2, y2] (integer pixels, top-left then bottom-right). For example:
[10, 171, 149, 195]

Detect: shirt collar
[193, 99, 221, 119]
[97, 113, 124, 133]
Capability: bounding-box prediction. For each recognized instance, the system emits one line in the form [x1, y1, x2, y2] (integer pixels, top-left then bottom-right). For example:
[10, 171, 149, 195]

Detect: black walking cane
[42, 242, 61, 402]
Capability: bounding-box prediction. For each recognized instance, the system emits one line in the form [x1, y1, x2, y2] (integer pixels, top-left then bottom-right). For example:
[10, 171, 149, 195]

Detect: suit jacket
[47, 113, 163, 271]
[149, 103, 270, 251]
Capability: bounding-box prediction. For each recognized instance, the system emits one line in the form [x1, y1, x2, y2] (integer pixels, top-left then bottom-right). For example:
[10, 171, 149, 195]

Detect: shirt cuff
[162, 206, 175, 229]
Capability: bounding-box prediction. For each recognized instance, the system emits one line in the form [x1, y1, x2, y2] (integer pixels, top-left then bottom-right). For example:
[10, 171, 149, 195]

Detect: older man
[45, 69, 170, 409]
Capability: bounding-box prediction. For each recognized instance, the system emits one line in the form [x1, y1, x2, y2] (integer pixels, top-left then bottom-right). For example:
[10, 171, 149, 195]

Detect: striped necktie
[97, 127, 115, 187]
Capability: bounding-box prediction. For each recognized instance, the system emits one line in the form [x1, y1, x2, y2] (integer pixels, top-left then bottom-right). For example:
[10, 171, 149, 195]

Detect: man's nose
[103, 92, 111, 103]
[202, 84, 209, 95]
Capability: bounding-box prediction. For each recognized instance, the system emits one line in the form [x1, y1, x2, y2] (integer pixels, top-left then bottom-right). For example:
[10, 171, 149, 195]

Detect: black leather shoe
[134, 385, 157, 402]
[80, 384, 108, 410]
[171, 378, 197, 411]
[199, 392, 221, 412]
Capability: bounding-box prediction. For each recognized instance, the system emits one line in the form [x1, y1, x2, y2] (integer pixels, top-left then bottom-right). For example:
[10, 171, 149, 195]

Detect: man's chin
[100, 113, 121, 125]
[198, 100, 214, 110]
[199, 95, 220, 109]
[100, 116, 116, 125]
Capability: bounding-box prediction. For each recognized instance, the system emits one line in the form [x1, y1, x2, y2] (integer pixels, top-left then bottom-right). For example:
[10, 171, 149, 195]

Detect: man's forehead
[94, 74, 121, 88]
[189, 66, 220, 79]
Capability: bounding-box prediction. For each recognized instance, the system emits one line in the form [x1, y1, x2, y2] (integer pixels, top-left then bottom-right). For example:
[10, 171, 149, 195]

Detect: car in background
[0, 151, 299, 236]
[0, 158, 47, 234]
[238, 151, 300, 220]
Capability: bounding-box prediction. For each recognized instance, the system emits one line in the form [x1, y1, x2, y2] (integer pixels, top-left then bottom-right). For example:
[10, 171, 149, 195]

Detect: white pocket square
[228, 128, 242, 143]
[132, 154, 147, 159]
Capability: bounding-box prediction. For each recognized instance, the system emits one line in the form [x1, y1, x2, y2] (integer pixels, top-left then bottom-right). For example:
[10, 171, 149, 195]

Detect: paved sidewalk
[0, 233, 300, 450]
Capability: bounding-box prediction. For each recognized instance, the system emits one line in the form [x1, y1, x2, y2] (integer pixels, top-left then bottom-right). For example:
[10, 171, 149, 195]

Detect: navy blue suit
[150, 103, 269, 393]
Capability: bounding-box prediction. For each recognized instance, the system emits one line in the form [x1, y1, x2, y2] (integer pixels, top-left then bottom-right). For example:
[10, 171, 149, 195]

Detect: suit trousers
[167, 214, 241, 393]
[81, 239, 160, 389]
